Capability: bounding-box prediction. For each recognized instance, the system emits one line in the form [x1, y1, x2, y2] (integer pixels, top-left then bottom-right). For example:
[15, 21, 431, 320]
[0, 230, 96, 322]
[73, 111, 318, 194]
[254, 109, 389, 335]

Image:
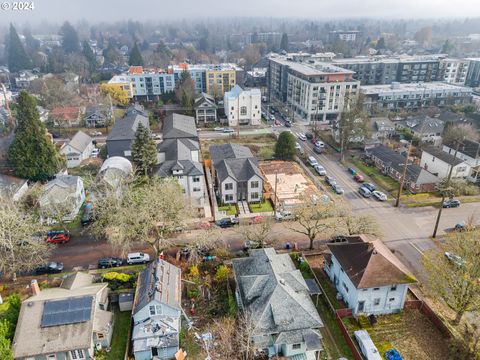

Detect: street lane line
[409, 242, 424, 255]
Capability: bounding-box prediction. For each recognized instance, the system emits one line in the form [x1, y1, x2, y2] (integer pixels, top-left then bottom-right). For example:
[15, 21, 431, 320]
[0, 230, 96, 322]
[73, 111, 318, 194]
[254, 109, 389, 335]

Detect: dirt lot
[200, 134, 276, 160]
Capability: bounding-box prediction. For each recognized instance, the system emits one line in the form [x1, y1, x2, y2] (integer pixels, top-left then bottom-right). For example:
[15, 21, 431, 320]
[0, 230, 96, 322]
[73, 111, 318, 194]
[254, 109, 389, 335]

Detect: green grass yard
[106, 310, 131, 360]
[218, 204, 237, 215]
[349, 156, 399, 193]
[249, 200, 274, 213]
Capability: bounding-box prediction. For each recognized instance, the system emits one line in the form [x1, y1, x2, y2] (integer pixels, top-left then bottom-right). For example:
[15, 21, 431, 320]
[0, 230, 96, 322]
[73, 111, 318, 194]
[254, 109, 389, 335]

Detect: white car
[90, 148, 100, 157]
[90, 131, 102, 137]
[126, 252, 150, 264]
[214, 127, 224, 132]
[314, 140, 325, 148]
[298, 133, 307, 141]
[314, 164, 326, 176]
[295, 142, 302, 150]
[275, 211, 296, 221]
[223, 128, 235, 133]
[372, 191, 387, 201]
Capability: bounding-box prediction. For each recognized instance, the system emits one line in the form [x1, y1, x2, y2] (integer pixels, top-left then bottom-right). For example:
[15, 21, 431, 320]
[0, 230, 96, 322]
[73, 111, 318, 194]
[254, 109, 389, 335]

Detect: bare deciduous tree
[182, 227, 222, 264]
[341, 214, 381, 237]
[0, 199, 50, 281]
[238, 217, 277, 249]
[423, 230, 480, 325]
[92, 177, 189, 256]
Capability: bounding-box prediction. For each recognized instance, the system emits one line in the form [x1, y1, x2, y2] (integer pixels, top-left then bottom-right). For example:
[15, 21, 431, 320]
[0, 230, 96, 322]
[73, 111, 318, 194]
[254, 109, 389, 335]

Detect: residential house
[396, 115, 444, 145]
[39, 175, 85, 222]
[436, 111, 470, 125]
[194, 92, 217, 124]
[14, 70, 38, 89]
[13, 272, 113, 360]
[50, 106, 85, 127]
[106, 105, 149, 159]
[84, 105, 112, 128]
[366, 145, 440, 193]
[443, 139, 480, 182]
[371, 117, 395, 140]
[324, 236, 416, 316]
[232, 248, 324, 359]
[98, 156, 133, 189]
[36, 105, 49, 122]
[132, 260, 182, 360]
[60, 131, 94, 168]
[224, 85, 262, 126]
[209, 144, 263, 204]
[0, 174, 28, 201]
[420, 146, 470, 179]
[156, 114, 205, 211]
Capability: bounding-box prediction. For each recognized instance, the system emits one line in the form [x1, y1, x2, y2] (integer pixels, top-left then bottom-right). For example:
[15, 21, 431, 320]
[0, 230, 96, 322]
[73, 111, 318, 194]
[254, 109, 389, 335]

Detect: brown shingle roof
[327, 240, 416, 289]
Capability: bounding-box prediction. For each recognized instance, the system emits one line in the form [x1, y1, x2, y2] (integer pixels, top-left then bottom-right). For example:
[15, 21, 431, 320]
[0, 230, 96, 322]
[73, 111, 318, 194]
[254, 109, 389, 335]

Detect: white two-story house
[324, 237, 416, 316]
[156, 113, 206, 214]
[224, 85, 262, 126]
[443, 139, 480, 183]
[60, 131, 95, 168]
[209, 144, 263, 204]
[420, 146, 470, 179]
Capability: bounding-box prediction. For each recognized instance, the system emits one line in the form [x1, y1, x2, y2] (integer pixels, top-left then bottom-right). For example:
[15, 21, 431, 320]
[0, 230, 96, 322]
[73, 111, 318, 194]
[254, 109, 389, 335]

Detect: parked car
[298, 133, 307, 141]
[362, 183, 376, 192]
[314, 140, 325, 148]
[307, 156, 319, 167]
[444, 252, 463, 266]
[243, 240, 260, 251]
[35, 262, 64, 274]
[81, 205, 92, 226]
[275, 211, 296, 221]
[353, 174, 365, 183]
[314, 164, 327, 176]
[223, 128, 235, 133]
[90, 131, 102, 137]
[295, 142, 302, 151]
[305, 132, 314, 140]
[269, 114, 275, 121]
[325, 176, 337, 187]
[359, 186, 372, 198]
[90, 148, 100, 157]
[347, 167, 357, 175]
[98, 257, 123, 268]
[213, 127, 224, 132]
[274, 119, 281, 126]
[372, 191, 387, 201]
[126, 252, 150, 265]
[313, 145, 322, 154]
[215, 217, 238, 228]
[443, 198, 460, 208]
[46, 230, 71, 244]
[249, 216, 263, 225]
[332, 184, 345, 194]
[285, 121, 292, 128]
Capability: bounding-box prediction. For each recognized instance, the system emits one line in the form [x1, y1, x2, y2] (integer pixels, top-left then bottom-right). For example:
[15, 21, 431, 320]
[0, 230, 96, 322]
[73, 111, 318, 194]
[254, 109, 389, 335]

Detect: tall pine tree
[82, 40, 97, 72]
[280, 33, 289, 52]
[60, 21, 80, 54]
[7, 92, 62, 180]
[7, 24, 32, 72]
[131, 123, 157, 176]
[129, 42, 144, 66]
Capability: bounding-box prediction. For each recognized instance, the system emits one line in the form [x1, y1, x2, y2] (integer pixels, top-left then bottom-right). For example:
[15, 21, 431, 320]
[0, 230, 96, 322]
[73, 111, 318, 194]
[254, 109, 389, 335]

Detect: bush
[187, 288, 200, 299]
[188, 265, 200, 279]
[215, 265, 230, 282]
[103, 272, 132, 283]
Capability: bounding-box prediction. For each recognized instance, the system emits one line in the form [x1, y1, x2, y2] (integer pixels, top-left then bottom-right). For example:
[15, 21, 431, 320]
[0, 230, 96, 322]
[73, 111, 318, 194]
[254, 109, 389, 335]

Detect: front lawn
[218, 204, 237, 216]
[349, 156, 399, 193]
[249, 200, 274, 213]
[106, 310, 131, 360]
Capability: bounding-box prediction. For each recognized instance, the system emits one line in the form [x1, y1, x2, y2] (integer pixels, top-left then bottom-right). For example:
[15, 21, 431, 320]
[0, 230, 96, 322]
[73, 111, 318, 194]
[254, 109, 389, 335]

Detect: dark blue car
[385, 349, 403, 360]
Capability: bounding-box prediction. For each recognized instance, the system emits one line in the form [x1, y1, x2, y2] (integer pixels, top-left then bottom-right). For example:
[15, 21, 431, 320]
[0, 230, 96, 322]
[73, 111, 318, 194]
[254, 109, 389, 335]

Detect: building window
[149, 305, 156, 315]
[251, 181, 259, 188]
[391, 285, 397, 291]
[373, 298, 381, 306]
[193, 177, 200, 183]
[240, 106, 247, 115]
[292, 343, 301, 350]
[389, 297, 396, 302]
[97, 332, 105, 340]
[231, 106, 234, 111]
[225, 194, 234, 201]
[373, 287, 380, 291]
[342, 282, 349, 293]
[251, 192, 259, 200]
[193, 187, 201, 192]
[70, 350, 85, 360]
[47, 356, 57, 360]
[225, 183, 233, 190]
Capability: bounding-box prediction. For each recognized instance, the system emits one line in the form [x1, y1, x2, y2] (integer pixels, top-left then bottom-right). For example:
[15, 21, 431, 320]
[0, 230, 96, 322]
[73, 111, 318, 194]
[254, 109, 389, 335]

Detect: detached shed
[119, 292, 134, 312]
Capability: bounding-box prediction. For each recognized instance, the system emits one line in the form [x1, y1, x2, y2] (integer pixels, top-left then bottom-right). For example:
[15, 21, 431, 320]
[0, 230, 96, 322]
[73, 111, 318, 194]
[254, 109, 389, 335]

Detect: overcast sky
[1, 0, 480, 24]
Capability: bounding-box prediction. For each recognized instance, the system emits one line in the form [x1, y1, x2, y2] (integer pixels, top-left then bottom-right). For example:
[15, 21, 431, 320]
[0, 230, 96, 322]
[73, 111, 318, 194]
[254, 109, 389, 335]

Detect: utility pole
[273, 171, 278, 218]
[395, 140, 413, 208]
[432, 141, 460, 238]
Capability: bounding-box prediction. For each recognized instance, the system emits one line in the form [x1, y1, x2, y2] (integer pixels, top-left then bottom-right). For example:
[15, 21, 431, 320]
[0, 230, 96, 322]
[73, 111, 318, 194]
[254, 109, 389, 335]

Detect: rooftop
[65, 131, 92, 153]
[422, 146, 465, 166]
[162, 113, 198, 140]
[268, 54, 355, 76]
[107, 111, 149, 142]
[361, 82, 472, 94]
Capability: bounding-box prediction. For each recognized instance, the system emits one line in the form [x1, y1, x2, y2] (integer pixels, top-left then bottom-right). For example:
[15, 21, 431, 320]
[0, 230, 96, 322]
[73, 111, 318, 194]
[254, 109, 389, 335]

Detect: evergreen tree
[274, 131, 296, 160]
[128, 42, 144, 66]
[7, 92, 62, 180]
[23, 28, 40, 55]
[376, 37, 386, 50]
[7, 24, 32, 72]
[280, 33, 289, 52]
[59, 21, 80, 54]
[131, 123, 157, 176]
[82, 40, 97, 72]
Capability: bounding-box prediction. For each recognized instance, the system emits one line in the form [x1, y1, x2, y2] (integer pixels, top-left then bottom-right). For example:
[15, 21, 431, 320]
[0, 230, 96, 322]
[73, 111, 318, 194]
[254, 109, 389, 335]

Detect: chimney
[31, 279, 40, 296]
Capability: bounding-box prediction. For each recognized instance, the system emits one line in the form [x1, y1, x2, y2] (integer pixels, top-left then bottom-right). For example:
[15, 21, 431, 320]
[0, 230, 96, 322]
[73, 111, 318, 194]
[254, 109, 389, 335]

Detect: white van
[354, 330, 382, 360]
[127, 252, 150, 265]
[308, 156, 319, 167]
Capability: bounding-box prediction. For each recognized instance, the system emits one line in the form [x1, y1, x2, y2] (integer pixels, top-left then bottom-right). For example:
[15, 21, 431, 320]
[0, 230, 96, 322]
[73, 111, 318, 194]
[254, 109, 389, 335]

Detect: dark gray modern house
[106, 105, 149, 159]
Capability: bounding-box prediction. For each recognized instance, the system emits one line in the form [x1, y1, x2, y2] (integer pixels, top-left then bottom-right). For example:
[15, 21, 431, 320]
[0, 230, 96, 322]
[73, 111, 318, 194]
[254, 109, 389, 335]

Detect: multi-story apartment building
[466, 58, 480, 88]
[268, 54, 360, 122]
[108, 64, 243, 100]
[361, 82, 473, 113]
[439, 58, 470, 85]
[245, 32, 282, 46]
[328, 30, 360, 42]
[224, 85, 262, 126]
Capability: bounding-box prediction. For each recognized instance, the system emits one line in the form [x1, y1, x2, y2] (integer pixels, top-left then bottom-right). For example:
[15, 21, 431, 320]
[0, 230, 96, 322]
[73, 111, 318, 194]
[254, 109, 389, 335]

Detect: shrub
[189, 265, 200, 279]
[187, 288, 200, 299]
[102, 272, 132, 283]
[215, 265, 230, 282]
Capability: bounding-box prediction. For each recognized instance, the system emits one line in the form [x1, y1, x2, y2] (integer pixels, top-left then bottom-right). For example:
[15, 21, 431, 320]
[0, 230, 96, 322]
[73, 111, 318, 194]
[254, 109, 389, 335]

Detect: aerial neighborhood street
[1, 3, 480, 360]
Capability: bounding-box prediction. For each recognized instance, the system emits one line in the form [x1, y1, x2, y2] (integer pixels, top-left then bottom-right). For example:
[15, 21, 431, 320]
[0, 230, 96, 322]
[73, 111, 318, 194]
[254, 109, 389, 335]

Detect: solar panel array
[41, 296, 93, 328]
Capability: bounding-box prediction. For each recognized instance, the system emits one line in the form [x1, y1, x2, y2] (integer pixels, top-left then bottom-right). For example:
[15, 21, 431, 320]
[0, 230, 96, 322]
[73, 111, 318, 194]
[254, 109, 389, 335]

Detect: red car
[249, 216, 264, 225]
[353, 174, 365, 183]
[46, 230, 71, 244]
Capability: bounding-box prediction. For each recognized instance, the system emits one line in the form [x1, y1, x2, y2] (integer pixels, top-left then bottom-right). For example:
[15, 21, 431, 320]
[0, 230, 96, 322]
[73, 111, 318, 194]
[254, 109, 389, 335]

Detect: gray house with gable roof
[60, 131, 94, 168]
[209, 143, 263, 204]
[132, 260, 182, 360]
[232, 248, 324, 359]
